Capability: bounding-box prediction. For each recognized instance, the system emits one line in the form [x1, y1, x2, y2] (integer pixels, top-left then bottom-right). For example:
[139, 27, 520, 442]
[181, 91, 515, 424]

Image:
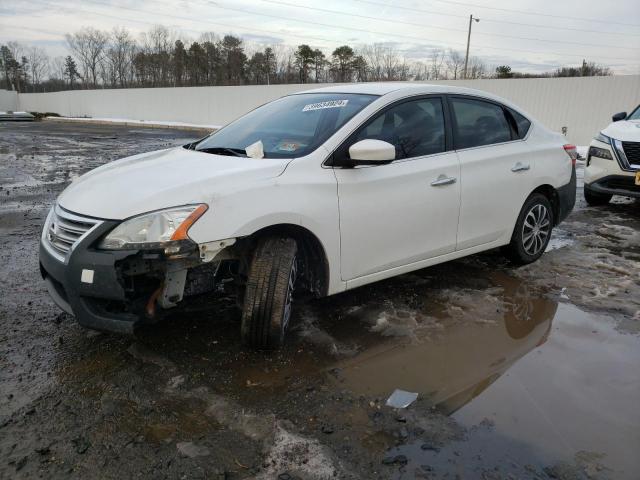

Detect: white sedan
[40, 83, 576, 348]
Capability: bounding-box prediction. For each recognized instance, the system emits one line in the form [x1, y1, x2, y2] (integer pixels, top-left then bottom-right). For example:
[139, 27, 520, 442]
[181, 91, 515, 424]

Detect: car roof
[294, 82, 486, 97]
[292, 82, 528, 117]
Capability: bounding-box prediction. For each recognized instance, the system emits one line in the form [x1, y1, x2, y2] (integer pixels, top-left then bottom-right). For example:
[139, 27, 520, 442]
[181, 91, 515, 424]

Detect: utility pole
[463, 14, 480, 80]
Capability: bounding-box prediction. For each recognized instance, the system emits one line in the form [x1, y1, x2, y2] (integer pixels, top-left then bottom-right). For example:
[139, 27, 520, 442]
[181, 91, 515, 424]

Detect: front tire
[505, 193, 554, 265]
[241, 236, 298, 350]
[584, 186, 612, 206]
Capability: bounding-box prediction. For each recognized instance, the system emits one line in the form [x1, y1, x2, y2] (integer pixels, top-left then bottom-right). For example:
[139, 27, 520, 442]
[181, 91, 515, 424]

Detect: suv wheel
[505, 193, 554, 265]
[584, 186, 612, 206]
[241, 236, 298, 349]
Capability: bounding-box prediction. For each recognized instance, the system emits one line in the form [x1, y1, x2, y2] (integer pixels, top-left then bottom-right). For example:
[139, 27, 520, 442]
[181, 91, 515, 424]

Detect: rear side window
[450, 97, 512, 149]
[508, 108, 531, 139]
[352, 97, 446, 159]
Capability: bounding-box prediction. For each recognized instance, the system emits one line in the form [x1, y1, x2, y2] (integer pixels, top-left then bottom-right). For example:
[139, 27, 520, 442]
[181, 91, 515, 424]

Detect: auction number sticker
[302, 99, 349, 112]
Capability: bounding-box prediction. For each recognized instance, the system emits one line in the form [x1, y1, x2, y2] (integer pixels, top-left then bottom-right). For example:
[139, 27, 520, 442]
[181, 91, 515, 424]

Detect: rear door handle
[430, 175, 457, 186]
[511, 162, 530, 172]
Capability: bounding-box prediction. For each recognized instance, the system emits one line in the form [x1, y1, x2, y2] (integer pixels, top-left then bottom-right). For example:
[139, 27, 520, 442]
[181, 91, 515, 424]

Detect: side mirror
[612, 112, 627, 122]
[348, 139, 395, 163]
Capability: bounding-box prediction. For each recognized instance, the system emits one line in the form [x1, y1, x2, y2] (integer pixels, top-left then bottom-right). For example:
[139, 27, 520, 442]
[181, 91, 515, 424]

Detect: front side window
[194, 93, 377, 158]
[451, 97, 512, 149]
[351, 97, 446, 160]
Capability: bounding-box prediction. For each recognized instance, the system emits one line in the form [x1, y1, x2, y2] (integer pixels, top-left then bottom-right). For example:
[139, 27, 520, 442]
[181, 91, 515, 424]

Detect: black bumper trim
[556, 165, 577, 224]
[586, 174, 640, 198]
[39, 218, 143, 334]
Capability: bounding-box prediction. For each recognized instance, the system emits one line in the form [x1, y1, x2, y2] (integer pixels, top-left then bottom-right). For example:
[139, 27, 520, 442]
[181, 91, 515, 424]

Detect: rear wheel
[584, 186, 612, 206]
[505, 193, 554, 265]
[241, 236, 298, 349]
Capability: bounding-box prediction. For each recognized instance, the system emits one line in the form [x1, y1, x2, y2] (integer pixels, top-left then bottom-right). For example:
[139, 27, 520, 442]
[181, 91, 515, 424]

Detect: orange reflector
[170, 204, 208, 241]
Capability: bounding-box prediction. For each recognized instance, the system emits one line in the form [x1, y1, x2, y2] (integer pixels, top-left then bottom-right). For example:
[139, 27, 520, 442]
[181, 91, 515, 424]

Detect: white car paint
[585, 114, 640, 185]
[55, 83, 572, 297]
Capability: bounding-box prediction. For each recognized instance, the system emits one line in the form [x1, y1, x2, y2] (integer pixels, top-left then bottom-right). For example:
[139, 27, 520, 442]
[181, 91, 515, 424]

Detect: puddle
[381, 304, 640, 479]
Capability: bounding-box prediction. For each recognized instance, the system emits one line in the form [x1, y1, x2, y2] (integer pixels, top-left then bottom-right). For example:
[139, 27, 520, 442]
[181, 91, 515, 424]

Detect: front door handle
[511, 162, 530, 172]
[430, 175, 457, 187]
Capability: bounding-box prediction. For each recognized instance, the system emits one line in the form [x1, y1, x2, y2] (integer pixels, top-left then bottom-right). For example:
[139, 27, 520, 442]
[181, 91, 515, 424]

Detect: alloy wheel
[522, 204, 551, 256]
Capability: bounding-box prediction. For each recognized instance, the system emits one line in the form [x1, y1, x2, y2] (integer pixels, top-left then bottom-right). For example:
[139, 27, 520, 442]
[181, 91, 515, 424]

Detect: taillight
[563, 144, 578, 166]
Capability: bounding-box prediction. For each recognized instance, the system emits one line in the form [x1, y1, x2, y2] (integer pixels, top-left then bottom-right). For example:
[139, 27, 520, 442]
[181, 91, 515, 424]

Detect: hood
[601, 119, 640, 142]
[58, 147, 291, 220]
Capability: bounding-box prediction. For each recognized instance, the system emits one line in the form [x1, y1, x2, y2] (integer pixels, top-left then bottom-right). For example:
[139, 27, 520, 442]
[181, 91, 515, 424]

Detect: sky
[1, 0, 639, 75]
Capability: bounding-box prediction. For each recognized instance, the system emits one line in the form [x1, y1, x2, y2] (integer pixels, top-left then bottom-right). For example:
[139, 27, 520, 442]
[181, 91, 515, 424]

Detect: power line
[6, 0, 640, 69]
[205, 1, 640, 61]
[350, 0, 640, 37]
[257, 0, 640, 51]
[425, 0, 640, 28]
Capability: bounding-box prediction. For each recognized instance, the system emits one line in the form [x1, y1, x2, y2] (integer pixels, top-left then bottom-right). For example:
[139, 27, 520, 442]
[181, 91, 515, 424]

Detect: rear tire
[241, 236, 298, 350]
[505, 193, 554, 265]
[584, 186, 612, 206]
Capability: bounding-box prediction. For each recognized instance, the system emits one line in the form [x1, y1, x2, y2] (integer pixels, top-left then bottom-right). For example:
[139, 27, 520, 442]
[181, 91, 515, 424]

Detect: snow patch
[46, 116, 220, 130]
[257, 424, 342, 479]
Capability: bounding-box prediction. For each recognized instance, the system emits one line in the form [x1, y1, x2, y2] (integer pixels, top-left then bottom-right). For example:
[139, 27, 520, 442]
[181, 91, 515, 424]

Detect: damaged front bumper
[39, 208, 235, 334]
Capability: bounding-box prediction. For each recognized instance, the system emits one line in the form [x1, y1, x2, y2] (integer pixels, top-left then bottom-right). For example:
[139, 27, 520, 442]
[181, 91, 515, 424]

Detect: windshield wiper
[197, 147, 247, 157]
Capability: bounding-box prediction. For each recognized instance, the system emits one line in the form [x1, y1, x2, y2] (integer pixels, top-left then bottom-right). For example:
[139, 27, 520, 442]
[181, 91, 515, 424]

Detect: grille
[622, 141, 640, 167]
[45, 206, 100, 260]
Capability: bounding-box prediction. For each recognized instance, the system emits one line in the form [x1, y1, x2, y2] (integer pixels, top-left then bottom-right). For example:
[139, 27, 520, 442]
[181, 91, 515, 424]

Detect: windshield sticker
[302, 99, 349, 112]
[276, 141, 304, 152]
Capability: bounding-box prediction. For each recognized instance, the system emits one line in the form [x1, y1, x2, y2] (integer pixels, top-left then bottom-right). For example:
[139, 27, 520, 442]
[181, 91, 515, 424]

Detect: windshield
[627, 105, 640, 121]
[194, 93, 378, 158]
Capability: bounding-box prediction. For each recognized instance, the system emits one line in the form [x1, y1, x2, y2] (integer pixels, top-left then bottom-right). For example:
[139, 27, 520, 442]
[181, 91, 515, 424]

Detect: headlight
[98, 204, 208, 250]
[594, 132, 611, 144]
[588, 146, 613, 161]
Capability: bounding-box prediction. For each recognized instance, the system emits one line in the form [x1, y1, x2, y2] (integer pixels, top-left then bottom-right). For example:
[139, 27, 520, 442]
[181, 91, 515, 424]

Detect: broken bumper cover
[39, 219, 144, 334]
[585, 174, 640, 198]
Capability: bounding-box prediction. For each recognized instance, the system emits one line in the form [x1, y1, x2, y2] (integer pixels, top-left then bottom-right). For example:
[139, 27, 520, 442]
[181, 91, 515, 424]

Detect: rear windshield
[194, 93, 378, 158]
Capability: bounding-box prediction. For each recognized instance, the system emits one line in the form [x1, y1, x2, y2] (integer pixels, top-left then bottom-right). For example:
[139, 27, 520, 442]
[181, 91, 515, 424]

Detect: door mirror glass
[349, 139, 396, 163]
[612, 112, 627, 122]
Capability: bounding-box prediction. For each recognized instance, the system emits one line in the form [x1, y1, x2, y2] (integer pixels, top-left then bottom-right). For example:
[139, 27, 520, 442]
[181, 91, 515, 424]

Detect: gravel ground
[1, 121, 639, 480]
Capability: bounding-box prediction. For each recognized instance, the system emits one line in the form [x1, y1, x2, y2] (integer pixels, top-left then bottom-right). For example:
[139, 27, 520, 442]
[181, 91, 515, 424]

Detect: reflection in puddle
[328, 281, 555, 414]
[383, 304, 640, 480]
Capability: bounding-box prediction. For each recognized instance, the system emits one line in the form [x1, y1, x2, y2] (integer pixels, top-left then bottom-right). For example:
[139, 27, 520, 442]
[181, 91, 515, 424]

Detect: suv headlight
[98, 204, 208, 250]
[594, 132, 611, 144]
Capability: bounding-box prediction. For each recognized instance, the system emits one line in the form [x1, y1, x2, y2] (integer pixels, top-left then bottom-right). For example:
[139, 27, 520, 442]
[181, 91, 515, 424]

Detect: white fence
[0, 89, 18, 111]
[7, 75, 640, 145]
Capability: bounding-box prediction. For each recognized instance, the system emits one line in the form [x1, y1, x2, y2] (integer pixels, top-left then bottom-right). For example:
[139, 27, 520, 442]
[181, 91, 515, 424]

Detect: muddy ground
[0, 121, 638, 480]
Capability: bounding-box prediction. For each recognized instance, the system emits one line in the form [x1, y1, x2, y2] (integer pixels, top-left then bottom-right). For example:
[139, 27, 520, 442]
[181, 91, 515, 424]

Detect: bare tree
[6, 41, 23, 63]
[381, 45, 400, 80]
[467, 56, 487, 79]
[50, 56, 67, 80]
[27, 46, 49, 91]
[66, 27, 109, 87]
[445, 49, 464, 80]
[411, 61, 429, 81]
[360, 44, 385, 81]
[429, 49, 446, 80]
[104, 27, 136, 88]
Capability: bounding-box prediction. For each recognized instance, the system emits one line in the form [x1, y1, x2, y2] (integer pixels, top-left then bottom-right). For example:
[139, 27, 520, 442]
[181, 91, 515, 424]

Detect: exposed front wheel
[241, 236, 298, 350]
[505, 193, 554, 265]
[584, 186, 612, 206]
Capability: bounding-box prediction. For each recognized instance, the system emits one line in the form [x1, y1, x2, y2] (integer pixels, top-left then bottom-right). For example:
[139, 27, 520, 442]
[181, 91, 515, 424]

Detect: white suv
[40, 84, 576, 348]
[584, 106, 640, 205]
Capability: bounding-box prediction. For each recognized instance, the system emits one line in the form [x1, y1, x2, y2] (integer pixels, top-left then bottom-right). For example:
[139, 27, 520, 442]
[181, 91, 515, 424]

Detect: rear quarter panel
[528, 126, 572, 190]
